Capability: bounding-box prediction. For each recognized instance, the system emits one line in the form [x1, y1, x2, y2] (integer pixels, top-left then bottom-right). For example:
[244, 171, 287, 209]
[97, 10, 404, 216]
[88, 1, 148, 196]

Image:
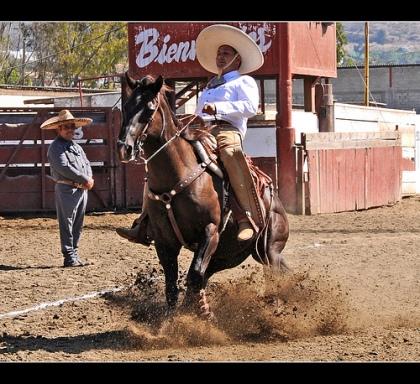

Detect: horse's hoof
[198, 289, 216, 321]
[201, 309, 217, 322]
[165, 306, 177, 318]
[199, 290, 209, 307]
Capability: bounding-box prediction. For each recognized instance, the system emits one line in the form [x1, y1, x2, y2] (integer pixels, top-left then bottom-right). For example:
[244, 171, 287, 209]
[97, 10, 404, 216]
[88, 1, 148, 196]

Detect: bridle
[119, 91, 210, 251]
[132, 94, 163, 165]
[120, 92, 199, 169]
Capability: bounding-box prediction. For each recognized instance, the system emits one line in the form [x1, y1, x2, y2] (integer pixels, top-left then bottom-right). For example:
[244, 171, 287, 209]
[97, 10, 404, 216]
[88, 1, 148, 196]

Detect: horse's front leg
[155, 241, 181, 312]
[183, 223, 219, 318]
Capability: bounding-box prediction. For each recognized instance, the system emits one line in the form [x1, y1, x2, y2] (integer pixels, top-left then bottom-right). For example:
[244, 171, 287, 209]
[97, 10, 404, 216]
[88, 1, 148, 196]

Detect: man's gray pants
[55, 184, 88, 261]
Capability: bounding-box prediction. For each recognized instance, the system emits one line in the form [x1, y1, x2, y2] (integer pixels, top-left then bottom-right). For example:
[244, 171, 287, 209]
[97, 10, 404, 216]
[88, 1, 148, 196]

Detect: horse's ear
[125, 72, 139, 90]
[150, 75, 164, 95]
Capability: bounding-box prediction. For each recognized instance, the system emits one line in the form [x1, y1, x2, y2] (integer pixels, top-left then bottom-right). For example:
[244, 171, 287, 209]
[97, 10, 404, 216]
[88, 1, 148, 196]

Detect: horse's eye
[147, 101, 157, 110]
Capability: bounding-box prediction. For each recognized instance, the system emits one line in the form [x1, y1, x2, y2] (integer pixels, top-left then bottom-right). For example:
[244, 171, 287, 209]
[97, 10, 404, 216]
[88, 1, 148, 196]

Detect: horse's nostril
[117, 142, 132, 163]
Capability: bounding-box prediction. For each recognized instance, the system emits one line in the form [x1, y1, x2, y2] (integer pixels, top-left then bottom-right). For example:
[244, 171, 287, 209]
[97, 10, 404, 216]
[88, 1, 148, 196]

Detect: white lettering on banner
[240, 26, 273, 53]
[135, 28, 159, 68]
[134, 26, 274, 69]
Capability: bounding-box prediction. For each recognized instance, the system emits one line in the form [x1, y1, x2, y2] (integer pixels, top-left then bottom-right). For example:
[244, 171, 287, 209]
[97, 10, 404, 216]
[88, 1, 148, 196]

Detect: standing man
[41, 110, 94, 267]
[116, 24, 264, 242]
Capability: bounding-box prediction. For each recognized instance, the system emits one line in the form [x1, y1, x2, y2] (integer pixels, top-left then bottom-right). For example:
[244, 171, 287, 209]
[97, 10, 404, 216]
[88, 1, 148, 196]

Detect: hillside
[341, 22, 420, 65]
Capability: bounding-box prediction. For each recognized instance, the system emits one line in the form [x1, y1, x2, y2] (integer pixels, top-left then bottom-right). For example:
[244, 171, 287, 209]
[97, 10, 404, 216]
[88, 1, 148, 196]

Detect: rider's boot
[217, 130, 260, 242]
[116, 221, 141, 242]
[116, 182, 152, 245]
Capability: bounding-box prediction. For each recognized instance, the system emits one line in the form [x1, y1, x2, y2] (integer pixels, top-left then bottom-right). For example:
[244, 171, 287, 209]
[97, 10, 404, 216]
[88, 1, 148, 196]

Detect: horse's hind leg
[256, 204, 290, 300]
[267, 233, 290, 272]
[155, 241, 181, 311]
[252, 198, 290, 273]
[183, 223, 219, 318]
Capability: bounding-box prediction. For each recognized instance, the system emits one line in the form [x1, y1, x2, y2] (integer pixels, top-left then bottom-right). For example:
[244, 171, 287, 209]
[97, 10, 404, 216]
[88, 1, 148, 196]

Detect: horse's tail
[253, 181, 275, 266]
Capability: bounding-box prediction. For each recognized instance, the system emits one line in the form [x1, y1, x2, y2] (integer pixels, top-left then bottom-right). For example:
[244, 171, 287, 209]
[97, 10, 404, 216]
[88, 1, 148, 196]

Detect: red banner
[128, 23, 280, 79]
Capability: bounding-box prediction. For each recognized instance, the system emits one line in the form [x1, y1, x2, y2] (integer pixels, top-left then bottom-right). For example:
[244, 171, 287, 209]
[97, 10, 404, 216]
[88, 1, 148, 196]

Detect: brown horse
[117, 74, 289, 317]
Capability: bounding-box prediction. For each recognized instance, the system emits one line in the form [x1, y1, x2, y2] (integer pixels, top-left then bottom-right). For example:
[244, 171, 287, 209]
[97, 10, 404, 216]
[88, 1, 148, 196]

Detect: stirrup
[116, 226, 139, 242]
[237, 222, 255, 241]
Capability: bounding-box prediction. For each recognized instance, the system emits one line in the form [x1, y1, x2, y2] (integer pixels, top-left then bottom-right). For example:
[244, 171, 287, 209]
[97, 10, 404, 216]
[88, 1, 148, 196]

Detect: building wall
[292, 65, 420, 113]
[415, 114, 420, 193]
[0, 95, 52, 108]
[53, 92, 121, 109]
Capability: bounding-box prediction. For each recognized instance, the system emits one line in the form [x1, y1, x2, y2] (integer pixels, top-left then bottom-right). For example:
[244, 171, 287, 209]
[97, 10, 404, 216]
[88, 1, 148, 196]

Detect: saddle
[181, 115, 272, 231]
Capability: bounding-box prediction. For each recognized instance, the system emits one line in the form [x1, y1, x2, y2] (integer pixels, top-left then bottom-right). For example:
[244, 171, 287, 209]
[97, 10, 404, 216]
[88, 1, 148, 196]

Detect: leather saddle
[181, 115, 273, 227]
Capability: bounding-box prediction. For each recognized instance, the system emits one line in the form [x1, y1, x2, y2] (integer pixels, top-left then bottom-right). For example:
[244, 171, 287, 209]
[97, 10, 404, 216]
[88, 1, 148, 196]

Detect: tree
[336, 22, 348, 65]
[374, 29, 387, 45]
[46, 23, 128, 87]
[18, 23, 35, 85]
[0, 22, 21, 84]
[0, 22, 128, 87]
[28, 23, 57, 86]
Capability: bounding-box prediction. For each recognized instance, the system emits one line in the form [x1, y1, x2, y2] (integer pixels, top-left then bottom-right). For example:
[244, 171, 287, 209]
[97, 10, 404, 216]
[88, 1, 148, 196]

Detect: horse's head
[117, 73, 165, 163]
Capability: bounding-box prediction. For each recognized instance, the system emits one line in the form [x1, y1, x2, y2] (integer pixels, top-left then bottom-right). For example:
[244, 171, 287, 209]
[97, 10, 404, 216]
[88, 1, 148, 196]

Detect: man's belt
[55, 179, 85, 189]
[206, 119, 236, 130]
[209, 119, 232, 126]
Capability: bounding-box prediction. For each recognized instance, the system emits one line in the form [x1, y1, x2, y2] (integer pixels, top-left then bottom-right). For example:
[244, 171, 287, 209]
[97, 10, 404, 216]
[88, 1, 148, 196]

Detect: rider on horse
[116, 24, 264, 243]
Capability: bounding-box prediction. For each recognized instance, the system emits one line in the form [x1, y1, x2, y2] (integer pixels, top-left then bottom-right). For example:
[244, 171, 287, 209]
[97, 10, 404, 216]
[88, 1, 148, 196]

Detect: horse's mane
[161, 83, 173, 94]
[143, 75, 212, 140]
[157, 83, 181, 127]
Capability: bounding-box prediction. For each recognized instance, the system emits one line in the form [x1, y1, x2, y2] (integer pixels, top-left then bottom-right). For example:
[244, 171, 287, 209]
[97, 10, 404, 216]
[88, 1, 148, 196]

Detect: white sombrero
[40, 109, 93, 130]
[196, 24, 264, 75]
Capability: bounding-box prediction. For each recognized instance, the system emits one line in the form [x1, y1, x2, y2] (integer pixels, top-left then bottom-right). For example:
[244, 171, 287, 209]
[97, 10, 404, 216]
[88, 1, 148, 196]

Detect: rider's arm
[212, 76, 259, 119]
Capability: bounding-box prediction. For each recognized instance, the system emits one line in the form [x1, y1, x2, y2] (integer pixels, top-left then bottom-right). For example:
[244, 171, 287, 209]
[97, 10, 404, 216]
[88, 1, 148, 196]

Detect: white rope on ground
[283, 243, 324, 252]
[0, 286, 127, 320]
[0, 244, 329, 320]
[301, 243, 323, 248]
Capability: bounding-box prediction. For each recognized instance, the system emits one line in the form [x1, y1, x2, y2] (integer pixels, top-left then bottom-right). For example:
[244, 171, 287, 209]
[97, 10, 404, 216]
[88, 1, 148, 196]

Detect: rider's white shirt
[195, 70, 259, 138]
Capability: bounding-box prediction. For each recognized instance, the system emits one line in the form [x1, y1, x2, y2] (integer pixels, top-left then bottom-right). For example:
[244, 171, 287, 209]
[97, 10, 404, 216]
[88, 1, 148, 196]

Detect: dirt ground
[0, 196, 419, 361]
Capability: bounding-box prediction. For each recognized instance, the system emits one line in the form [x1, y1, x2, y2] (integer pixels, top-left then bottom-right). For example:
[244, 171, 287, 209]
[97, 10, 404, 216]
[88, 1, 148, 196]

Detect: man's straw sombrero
[196, 24, 264, 75]
[40, 109, 92, 130]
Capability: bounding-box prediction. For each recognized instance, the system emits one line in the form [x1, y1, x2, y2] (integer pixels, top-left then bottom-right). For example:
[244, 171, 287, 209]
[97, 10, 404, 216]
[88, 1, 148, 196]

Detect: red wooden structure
[0, 23, 404, 214]
[298, 132, 402, 214]
[0, 107, 145, 212]
[128, 22, 337, 213]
